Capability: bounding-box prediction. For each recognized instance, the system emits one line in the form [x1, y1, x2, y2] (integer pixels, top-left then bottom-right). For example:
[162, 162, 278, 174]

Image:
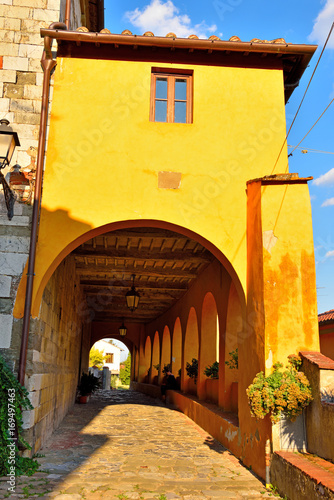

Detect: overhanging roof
[41, 27, 317, 102]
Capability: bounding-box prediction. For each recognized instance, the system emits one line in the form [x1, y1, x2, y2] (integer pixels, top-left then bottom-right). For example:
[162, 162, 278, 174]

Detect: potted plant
[186, 358, 198, 395]
[225, 348, 238, 370]
[204, 361, 219, 379]
[186, 358, 198, 383]
[246, 355, 313, 423]
[152, 363, 160, 385]
[78, 372, 100, 403]
[225, 349, 238, 411]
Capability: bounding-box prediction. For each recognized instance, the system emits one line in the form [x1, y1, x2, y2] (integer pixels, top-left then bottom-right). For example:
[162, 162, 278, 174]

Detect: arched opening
[198, 293, 219, 402]
[224, 282, 242, 412]
[160, 326, 171, 382]
[172, 317, 182, 387]
[183, 307, 199, 396]
[15, 220, 246, 456]
[152, 331, 160, 385]
[144, 336, 152, 384]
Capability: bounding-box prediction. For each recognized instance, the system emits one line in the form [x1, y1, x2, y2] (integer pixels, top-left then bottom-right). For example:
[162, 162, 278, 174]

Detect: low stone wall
[131, 381, 161, 399]
[271, 451, 334, 500]
[300, 351, 334, 462]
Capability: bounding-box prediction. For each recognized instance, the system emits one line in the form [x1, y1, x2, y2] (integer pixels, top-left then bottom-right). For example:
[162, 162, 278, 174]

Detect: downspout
[65, 0, 71, 30]
[18, 23, 67, 386]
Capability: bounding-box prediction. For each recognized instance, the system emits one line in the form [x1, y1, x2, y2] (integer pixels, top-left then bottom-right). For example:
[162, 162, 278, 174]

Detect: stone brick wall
[0, 195, 32, 360]
[0, 0, 83, 357]
[20, 255, 91, 453]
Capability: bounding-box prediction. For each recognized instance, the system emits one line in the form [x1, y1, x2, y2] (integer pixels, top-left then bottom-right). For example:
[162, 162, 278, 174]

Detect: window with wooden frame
[150, 68, 193, 123]
[105, 353, 114, 363]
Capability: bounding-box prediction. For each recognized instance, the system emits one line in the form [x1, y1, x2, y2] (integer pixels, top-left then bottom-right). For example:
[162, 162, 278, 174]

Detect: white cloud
[314, 168, 334, 186]
[125, 0, 217, 39]
[309, 0, 334, 48]
[322, 197, 334, 206]
[325, 250, 334, 258]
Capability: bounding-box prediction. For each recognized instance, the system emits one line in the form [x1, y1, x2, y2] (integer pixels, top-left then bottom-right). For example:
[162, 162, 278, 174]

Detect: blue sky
[104, 0, 334, 314]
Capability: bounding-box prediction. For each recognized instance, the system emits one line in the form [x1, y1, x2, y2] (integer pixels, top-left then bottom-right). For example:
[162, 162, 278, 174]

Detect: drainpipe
[18, 23, 67, 386]
[65, 0, 71, 29]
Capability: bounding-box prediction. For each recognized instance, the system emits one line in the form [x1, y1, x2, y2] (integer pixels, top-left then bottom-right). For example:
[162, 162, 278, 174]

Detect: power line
[288, 97, 334, 157]
[288, 145, 334, 155]
[271, 21, 334, 173]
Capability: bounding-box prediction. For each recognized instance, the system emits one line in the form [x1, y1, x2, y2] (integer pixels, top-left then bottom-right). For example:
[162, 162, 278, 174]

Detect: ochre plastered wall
[14, 57, 288, 319]
[320, 325, 334, 361]
[22, 254, 90, 452]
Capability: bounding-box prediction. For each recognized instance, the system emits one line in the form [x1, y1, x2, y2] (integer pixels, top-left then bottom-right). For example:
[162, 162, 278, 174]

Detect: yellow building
[12, 27, 320, 478]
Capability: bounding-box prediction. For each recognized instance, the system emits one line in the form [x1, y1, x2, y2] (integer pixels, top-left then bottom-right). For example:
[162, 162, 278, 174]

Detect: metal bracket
[0, 168, 15, 220]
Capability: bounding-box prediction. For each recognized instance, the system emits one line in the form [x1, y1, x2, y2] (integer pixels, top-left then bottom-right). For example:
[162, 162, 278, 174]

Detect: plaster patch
[158, 171, 181, 189]
[266, 349, 273, 369]
[263, 230, 278, 253]
[225, 428, 238, 442]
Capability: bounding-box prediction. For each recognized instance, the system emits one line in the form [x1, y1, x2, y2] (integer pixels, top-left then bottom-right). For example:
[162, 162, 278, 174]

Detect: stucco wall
[13, 56, 290, 319]
[301, 353, 334, 462]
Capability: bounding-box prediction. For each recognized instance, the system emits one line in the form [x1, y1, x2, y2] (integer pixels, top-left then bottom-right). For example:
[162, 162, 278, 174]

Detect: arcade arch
[183, 307, 199, 395]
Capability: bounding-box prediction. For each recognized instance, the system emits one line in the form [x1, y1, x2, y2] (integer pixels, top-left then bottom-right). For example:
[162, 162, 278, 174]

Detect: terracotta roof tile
[319, 309, 334, 324]
[300, 351, 334, 370]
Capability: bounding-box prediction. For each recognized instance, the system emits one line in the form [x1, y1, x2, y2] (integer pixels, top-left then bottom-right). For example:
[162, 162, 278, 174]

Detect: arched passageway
[151, 331, 160, 385]
[198, 293, 219, 401]
[143, 336, 152, 383]
[18, 221, 249, 470]
[172, 318, 182, 384]
[161, 326, 171, 378]
[183, 308, 199, 396]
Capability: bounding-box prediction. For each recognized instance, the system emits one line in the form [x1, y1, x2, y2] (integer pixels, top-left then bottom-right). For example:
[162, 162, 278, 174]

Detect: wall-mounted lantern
[0, 119, 20, 220]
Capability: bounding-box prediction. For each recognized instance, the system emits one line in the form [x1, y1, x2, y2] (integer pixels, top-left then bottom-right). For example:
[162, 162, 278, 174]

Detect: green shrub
[120, 354, 131, 385]
[204, 361, 219, 379]
[110, 375, 118, 389]
[78, 372, 100, 396]
[186, 358, 198, 384]
[0, 355, 40, 477]
[162, 364, 171, 375]
[225, 348, 238, 370]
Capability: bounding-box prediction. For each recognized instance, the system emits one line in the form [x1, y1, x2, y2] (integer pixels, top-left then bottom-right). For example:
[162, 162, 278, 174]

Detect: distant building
[319, 309, 334, 361]
[92, 340, 123, 375]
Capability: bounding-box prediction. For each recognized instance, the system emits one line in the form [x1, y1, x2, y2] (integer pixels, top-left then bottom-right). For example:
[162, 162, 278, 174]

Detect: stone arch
[151, 331, 160, 385]
[172, 317, 182, 383]
[14, 219, 245, 320]
[224, 281, 242, 412]
[144, 336, 152, 383]
[183, 307, 199, 395]
[198, 292, 219, 401]
[134, 347, 139, 382]
[160, 326, 171, 380]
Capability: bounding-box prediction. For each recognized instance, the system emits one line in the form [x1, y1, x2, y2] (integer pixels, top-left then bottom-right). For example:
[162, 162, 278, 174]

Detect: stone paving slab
[1, 390, 283, 500]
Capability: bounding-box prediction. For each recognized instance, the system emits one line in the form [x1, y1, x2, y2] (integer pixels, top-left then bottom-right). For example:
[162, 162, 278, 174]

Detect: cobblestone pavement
[1, 390, 283, 500]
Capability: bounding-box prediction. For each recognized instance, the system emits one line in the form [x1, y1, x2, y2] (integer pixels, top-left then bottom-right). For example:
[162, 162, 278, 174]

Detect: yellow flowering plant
[246, 355, 313, 423]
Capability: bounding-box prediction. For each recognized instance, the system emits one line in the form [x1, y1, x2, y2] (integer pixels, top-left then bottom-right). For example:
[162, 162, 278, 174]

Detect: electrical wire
[271, 21, 334, 173]
[288, 145, 334, 155]
[288, 97, 334, 156]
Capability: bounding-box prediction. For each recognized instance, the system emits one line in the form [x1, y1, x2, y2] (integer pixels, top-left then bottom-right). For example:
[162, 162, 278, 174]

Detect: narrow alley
[1, 390, 281, 500]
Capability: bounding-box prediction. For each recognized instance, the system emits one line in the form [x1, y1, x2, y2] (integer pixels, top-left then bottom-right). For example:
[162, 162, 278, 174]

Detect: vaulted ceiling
[72, 227, 215, 323]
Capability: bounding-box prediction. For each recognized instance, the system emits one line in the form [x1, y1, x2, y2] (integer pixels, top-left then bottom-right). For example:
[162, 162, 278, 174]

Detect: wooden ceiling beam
[72, 247, 211, 262]
[75, 266, 198, 278]
[79, 279, 189, 291]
